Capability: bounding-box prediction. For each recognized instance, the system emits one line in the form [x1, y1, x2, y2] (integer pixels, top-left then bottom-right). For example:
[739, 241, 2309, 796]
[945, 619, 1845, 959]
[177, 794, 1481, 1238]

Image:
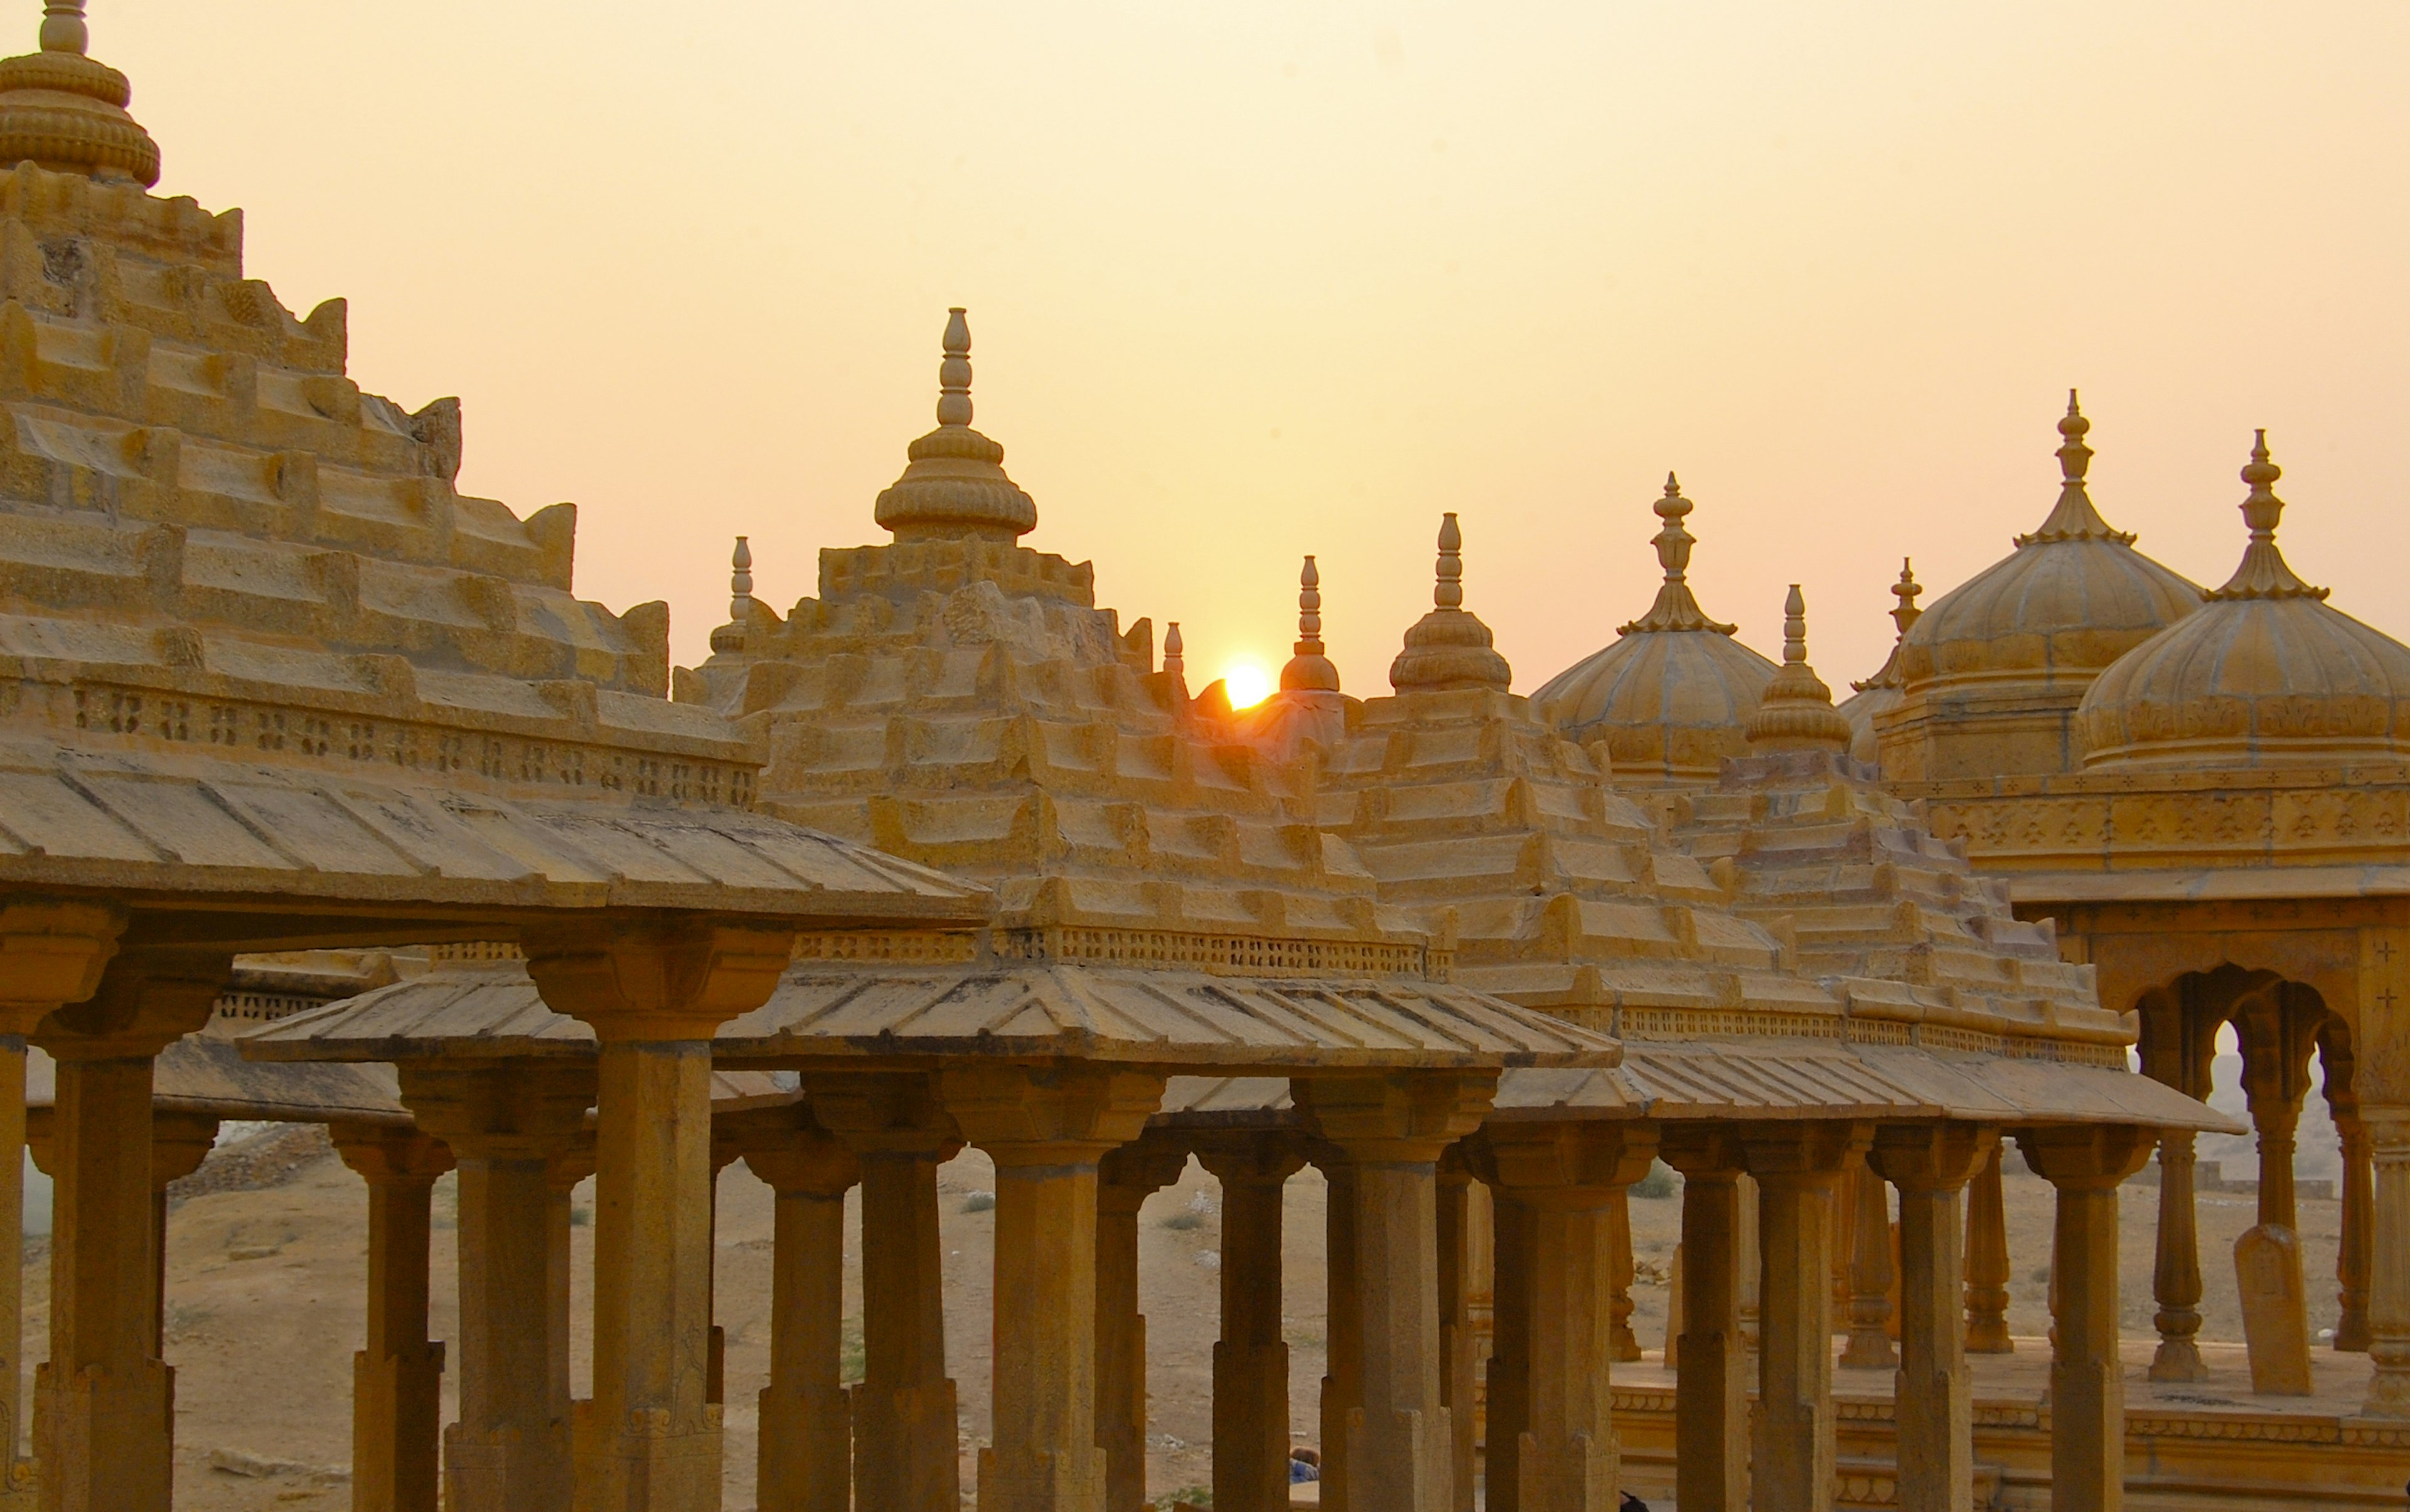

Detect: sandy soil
[8, 1132, 2356, 1511]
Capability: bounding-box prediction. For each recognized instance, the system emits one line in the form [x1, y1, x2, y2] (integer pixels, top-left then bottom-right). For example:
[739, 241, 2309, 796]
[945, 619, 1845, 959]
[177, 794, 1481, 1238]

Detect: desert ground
[14, 1122, 2354, 1511]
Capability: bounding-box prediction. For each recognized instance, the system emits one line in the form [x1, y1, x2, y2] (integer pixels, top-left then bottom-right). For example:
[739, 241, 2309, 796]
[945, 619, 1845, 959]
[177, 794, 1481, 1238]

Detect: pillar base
[977, 1442, 1107, 1512]
[446, 1417, 572, 1512]
[2147, 1336, 2210, 1383]
[855, 1380, 965, 1511]
[32, 1359, 173, 1512]
[571, 1400, 724, 1512]
[1343, 1403, 1453, 1512]
[1517, 1422, 1616, 1512]
[758, 1381, 850, 1512]
[353, 1344, 446, 1509]
[1212, 1340, 1290, 1512]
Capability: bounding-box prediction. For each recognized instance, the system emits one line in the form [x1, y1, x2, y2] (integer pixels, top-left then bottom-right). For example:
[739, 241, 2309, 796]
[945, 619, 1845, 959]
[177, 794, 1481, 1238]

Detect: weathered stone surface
[2235, 1224, 2315, 1396]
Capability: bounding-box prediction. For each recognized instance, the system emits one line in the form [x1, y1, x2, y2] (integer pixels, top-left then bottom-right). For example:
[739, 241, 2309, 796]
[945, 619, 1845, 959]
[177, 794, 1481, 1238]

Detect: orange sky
[99, 1, 2410, 695]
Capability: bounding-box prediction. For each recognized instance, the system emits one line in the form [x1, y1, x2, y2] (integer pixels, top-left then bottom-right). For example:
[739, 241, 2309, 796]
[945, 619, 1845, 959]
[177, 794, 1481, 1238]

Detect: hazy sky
[97, 2, 2410, 696]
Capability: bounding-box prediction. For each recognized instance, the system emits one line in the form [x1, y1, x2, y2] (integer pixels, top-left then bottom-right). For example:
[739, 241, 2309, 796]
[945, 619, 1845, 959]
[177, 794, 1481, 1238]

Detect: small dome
[1534, 475, 1777, 785]
[0, 3, 159, 187]
[2079, 434, 2410, 769]
[1897, 394, 2200, 694]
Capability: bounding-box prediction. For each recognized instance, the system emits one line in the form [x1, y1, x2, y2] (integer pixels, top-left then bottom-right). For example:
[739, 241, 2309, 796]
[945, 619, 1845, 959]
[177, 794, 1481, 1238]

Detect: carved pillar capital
[36, 946, 226, 1059]
[1739, 1120, 1870, 1188]
[2016, 1124, 2158, 1191]
[939, 1064, 1164, 1166]
[1297, 1070, 1496, 1164]
[801, 1070, 962, 1161]
[331, 1122, 456, 1188]
[396, 1061, 592, 1162]
[1468, 1118, 1658, 1203]
[522, 916, 796, 1041]
[0, 899, 124, 1035]
[1870, 1122, 1997, 1193]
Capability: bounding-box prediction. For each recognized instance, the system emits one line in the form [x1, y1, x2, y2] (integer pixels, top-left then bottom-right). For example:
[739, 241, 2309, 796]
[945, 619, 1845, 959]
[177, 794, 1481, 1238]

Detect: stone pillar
[400, 1063, 592, 1512]
[31, 945, 222, 1512]
[0, 903, 122, 1509]
[1193, 1133, 1305, 1512]
[525, 918, 793, 1512]
[547, 1136, 596, 1437]
[1661, 1130, 1745, 1512]
[1301, 1071, 1497, 1512]
[940, 1065, 1165, 1512]
[1435, 1152, 1477, 1512]
[1871, 1126, 1991, 1512]
[1964, 1135, 2011, 1354]
[740, 1113, 861, 1512]
[804, 1072, 964, 1512]
[1311, 1145, 1359, 1512]
[1840, 1156, 1897, 1371]
[1483, 1184, 1532, 1512]
[333, 1124, 456, 1512]
[1474, 1121, 1658, 1512]
[2146, 1132, 2208, 1381]
[1740, 1122, 1868, 1512]
[1096, 1132, 1187, 1512]
[1605, 1188, 1642, 1365]
[2365, 1109, 2410, 1416]
[2017, 1126, 2155, 1512]
[144, 1112, 217, 1355]
[1737, 1171, 1761, 1353]
[2337, 1115, 2374, 1353]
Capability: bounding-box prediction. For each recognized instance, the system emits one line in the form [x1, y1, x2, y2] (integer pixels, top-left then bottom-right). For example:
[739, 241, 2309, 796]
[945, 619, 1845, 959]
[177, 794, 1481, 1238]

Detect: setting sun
[1221, 663, 1272, 710]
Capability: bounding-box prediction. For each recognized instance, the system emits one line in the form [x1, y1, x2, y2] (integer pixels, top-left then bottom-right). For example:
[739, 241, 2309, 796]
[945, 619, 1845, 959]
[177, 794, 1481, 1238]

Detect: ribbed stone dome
[1533, 476, 1777, 785]
[1897, 395, 2200, 695]
[2079, 434, 2410, 770]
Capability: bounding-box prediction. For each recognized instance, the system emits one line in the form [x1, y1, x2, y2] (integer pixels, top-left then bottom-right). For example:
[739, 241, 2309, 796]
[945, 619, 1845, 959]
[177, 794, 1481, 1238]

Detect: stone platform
[1609, 1338, 2410, 1511]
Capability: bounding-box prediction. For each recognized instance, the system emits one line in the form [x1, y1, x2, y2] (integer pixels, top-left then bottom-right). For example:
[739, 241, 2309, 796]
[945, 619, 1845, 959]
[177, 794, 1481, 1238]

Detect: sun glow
[1221, 663, 1272, 710]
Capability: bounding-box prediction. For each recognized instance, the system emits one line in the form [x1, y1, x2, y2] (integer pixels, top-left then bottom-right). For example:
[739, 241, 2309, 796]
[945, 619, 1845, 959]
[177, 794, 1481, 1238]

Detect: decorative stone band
[1617, 1008, 2128, 1066]
[59, 681, 757, 806]
[794, 926, 1447, 980]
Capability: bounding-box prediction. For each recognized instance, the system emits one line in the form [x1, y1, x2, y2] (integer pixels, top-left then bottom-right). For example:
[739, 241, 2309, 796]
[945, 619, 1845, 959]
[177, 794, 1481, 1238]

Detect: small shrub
[961, 1191, 996, 1213]
[1160, 1211, 1205, 1231]
[1631, 1160, 1679, 1200]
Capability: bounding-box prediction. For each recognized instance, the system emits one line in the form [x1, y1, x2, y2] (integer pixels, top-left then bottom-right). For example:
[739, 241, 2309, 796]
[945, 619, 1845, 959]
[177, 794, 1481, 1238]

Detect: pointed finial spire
[1889, 558, 1922, 641]
[1390, 513, 1511, 693]
[1280, 554, 1341, 692]
[873, 308, 1037, 541]
[936, 306, 973, 427]
[1434, 513, 1464, 609]
[39, 1, 85, 54]
[1164, 621, 1185, 680]
[1745, 585, 1853, 752]
[2018, 388, 2133, 546]
[1619, 473, 1739, 635]
[2207, 429, 2327, 601]
[728, 536, 754, 622]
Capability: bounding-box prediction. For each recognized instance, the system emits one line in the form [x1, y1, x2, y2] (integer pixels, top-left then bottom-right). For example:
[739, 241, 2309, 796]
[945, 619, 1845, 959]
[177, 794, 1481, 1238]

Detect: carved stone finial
[2208, 429, 2327, 602]
[1745, 585, 1853, 752]
[1279, 554, 1340, 693]
[0, 0, 158, 186]
[1164, 621, 1184, 680]
[1390, 514, 1512, 694]
[729, 536, 754, 622]
[1889, 559, 1922, 641]
[40, 1, 83, 54]
[2017, 389, 2134, 547]
[1619, 473, 1739, 636]
[873, 308, 1039, 542]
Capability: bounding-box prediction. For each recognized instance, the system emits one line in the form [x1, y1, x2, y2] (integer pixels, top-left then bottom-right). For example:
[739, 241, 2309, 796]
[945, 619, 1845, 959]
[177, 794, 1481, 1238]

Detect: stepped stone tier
[1533, 474, 1779, 786]
[1875, 393, 2204, 781]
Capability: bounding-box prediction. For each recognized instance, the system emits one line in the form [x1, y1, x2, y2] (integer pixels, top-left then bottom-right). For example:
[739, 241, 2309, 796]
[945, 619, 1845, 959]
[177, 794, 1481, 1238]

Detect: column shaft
[857, 1149, 960, 1512]
[582, 1039, 719, 1512]
[2365, 1112, 2410, 1415]
[2018, 1127, 2153, 1512]
[1964, 1137, 2011, 1354]
[1871, 1127, 1990, 1512]
[1198, 1137, 1302, 1512]
[37, 1054, 171, 1512]
[1435, 1164, 1476, 1512]
[1349, 1157, 1449, 1511]
[1096, 1139, 1182, 1512]
[2146, 1133, 2207, 1380]
[1484, 1194, 1531, 1512]
[1605, 1188, 1641, 1365]
[2338, 1119, 2373, 1352]
[741, 1119, 859, 1512]
[336, 1126, 453, 1512]
[1840, 1160, 1897, 1370]
[1318, 1157, 1359, 1512]
[0, 1038, 23, 1503]
[1671, 1167, 1744, 1512]
[451, 1154, 570, 1510]
[1755, 1172, 1839, 1512]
